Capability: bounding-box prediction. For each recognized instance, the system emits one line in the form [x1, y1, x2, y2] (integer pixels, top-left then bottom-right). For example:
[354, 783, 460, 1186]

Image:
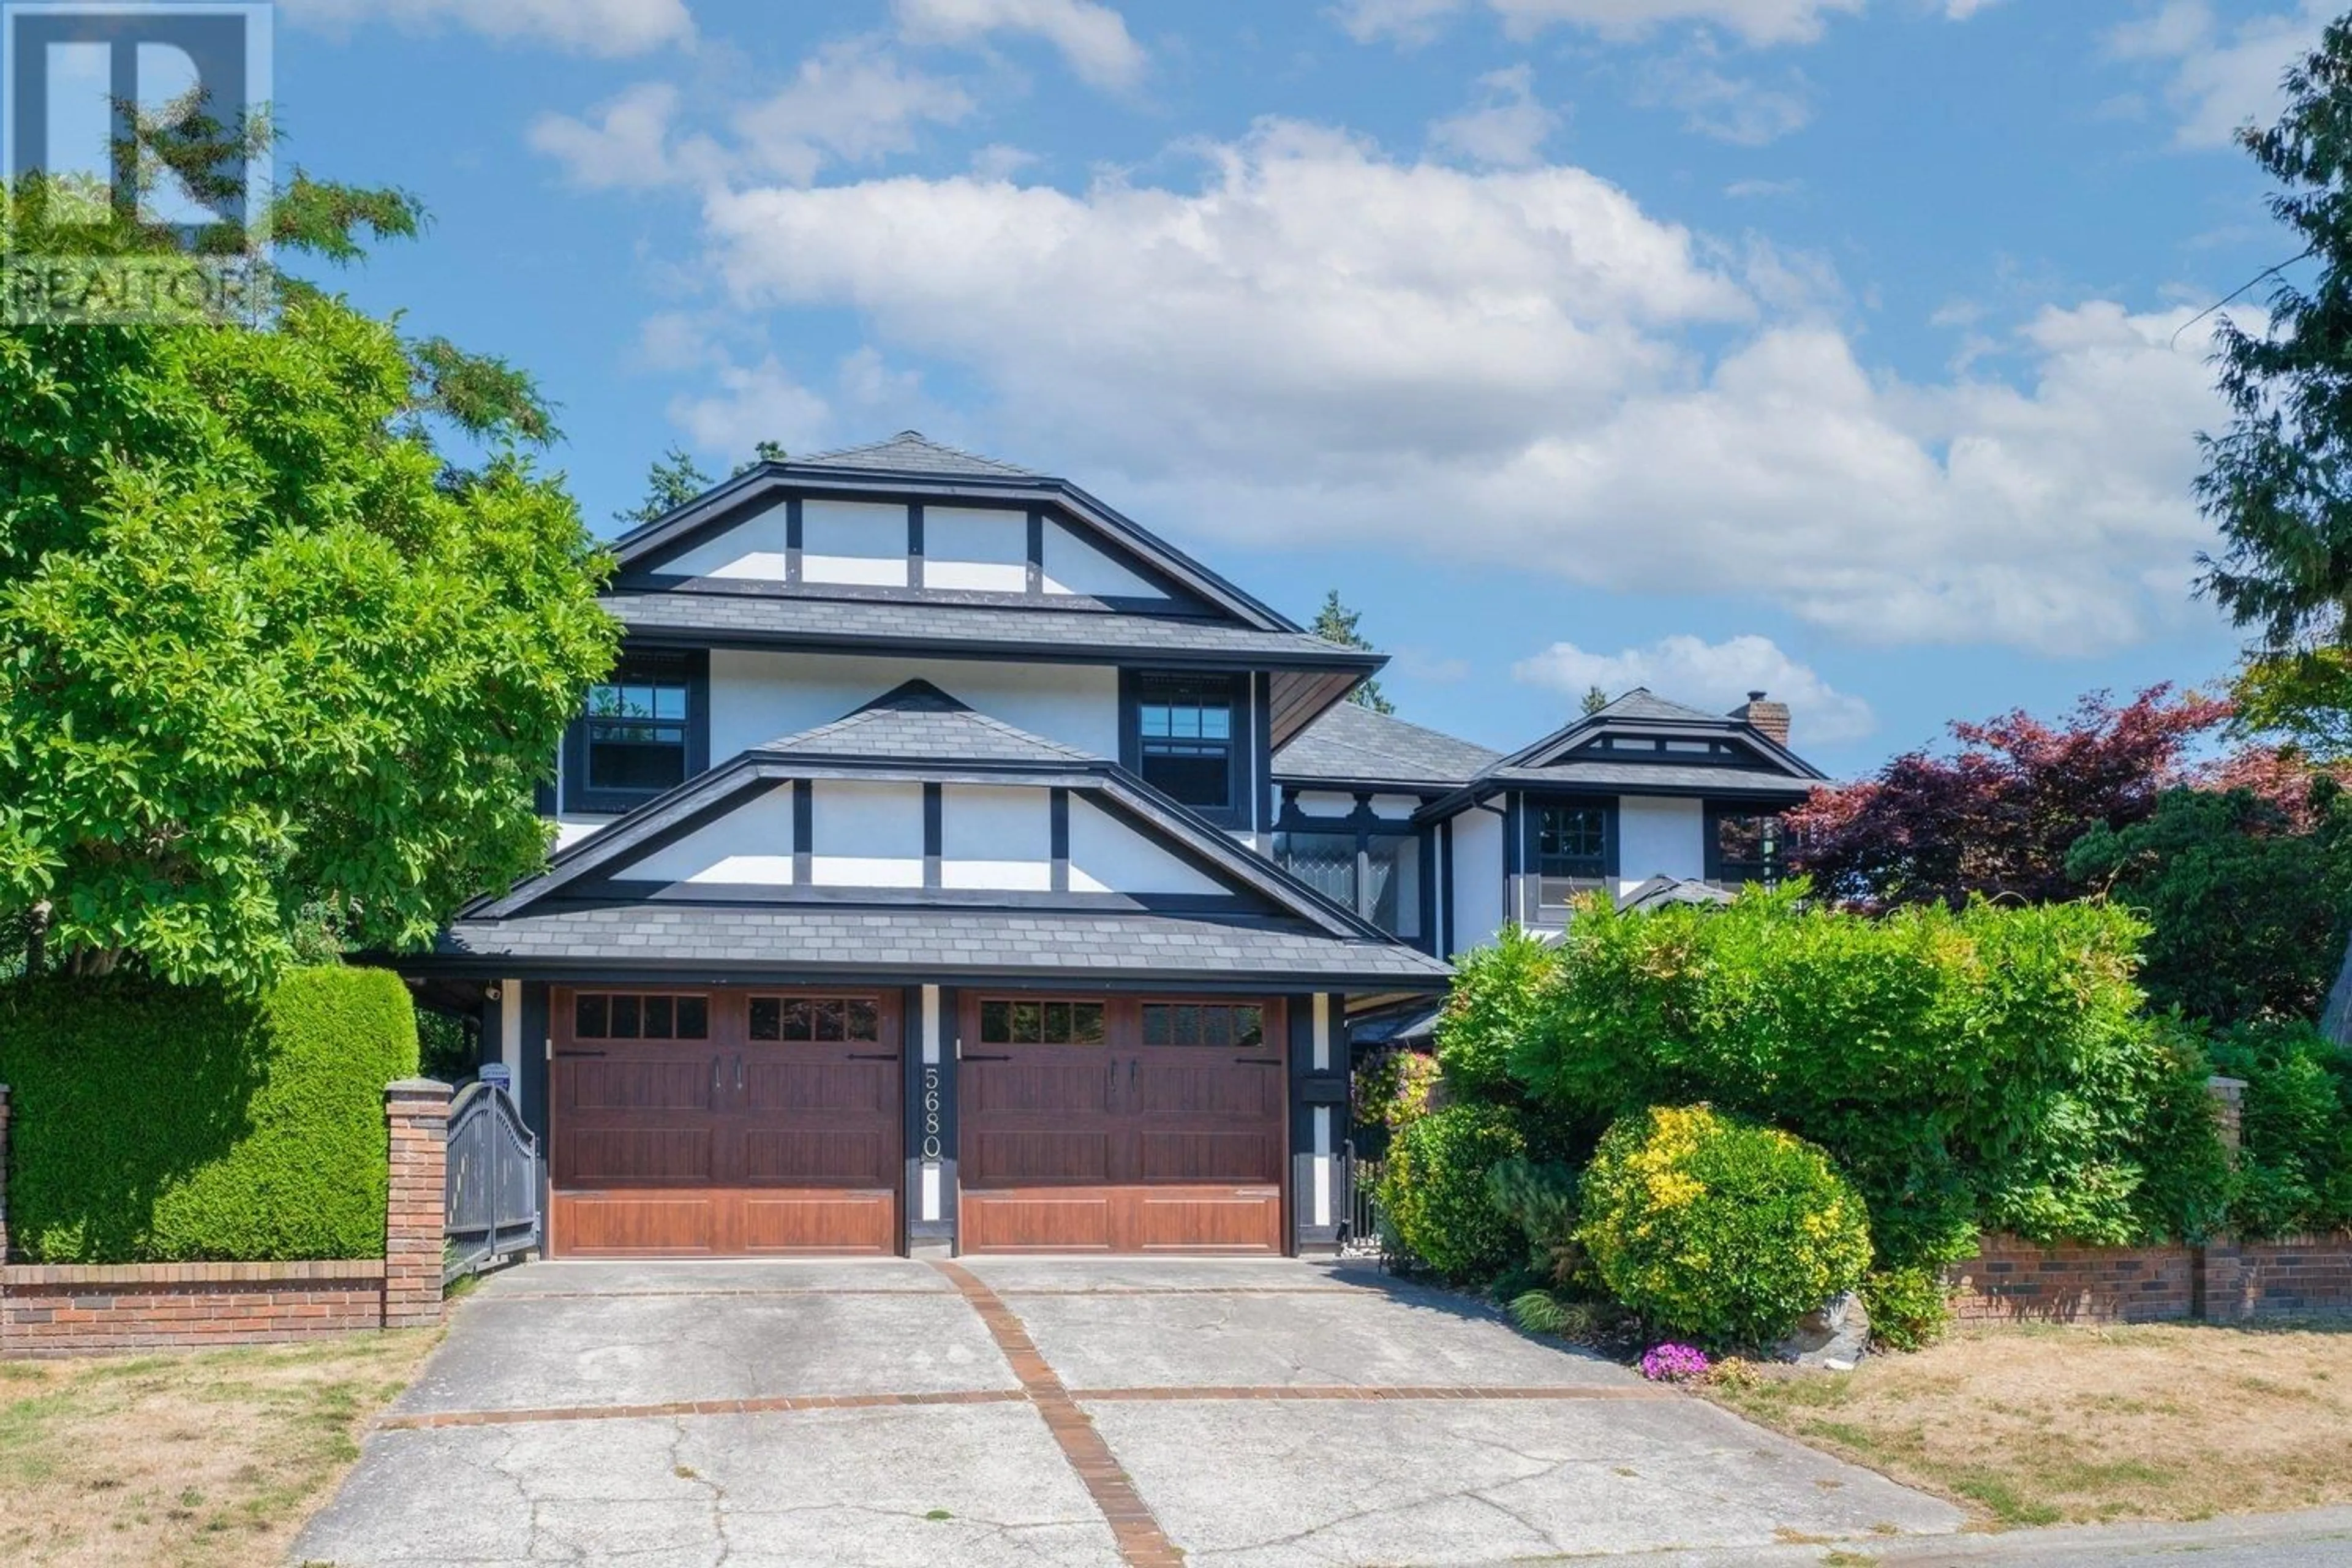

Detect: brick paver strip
[933, 1260, 1188, 1568]
[1076, 1384, 1673, 1402]
[377, 1388, 1025, 1430]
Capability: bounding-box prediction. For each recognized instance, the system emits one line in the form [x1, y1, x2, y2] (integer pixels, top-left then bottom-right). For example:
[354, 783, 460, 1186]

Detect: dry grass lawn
[0, 1331, 439, 1567]
[1708, 1321, 2352, 1529]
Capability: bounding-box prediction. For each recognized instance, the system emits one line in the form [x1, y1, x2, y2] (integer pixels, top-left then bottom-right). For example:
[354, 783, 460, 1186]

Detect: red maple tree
[1786, 686, 2236, 907]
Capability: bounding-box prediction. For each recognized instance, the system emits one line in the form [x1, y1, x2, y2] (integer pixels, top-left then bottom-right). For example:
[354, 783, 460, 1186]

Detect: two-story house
[410, 434, 1450, 1261]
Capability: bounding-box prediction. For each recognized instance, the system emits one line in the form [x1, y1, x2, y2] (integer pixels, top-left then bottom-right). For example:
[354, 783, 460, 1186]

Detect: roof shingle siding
[1273, 701, 1503, 788]
[765, 686, 1100, 764]
[605, 588, 1373, 666]
[793, 431, 1039, 478]
[438, 905, 1450, 984]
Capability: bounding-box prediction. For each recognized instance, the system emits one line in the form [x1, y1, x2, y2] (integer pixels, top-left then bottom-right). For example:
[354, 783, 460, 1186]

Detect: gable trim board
[609, 462, 1300, 636]
[470, 750, 1395, 948]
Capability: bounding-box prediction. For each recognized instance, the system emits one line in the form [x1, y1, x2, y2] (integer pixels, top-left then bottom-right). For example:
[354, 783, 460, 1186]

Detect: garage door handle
[736, 1056, 744, 1091]
[1235, 1056, 1280, 1065]
[556, 1049, 605, 1058]
[964, 1053, 1011, 1061]
[846, 1052, 897, 1061]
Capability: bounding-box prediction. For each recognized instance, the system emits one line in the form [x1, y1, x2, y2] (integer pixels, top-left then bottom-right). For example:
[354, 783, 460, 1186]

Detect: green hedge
[0, 967, 418, 1263]
[1376, 1101, 1526, 1282]
[1455, 885, 2228, 1269]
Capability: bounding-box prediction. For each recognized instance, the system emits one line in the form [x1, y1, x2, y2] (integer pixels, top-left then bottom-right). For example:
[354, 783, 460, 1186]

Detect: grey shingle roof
[1273, 702, 1502, 789]
[796, 431, 1038, 478]
[605, 589, 1375, 669]
[1590, 688, 1736, 726]
[435, 903, 1450, 987]
[1480, 760, 1819, 795]
[764, 680, 1100, 764]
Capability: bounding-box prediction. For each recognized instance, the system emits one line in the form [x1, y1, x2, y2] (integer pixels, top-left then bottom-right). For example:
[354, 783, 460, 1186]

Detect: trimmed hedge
[0, 968, 418, 1263]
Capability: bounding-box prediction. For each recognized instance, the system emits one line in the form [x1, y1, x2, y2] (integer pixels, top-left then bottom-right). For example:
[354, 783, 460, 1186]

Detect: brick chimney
[1734, 690, 1791, 746]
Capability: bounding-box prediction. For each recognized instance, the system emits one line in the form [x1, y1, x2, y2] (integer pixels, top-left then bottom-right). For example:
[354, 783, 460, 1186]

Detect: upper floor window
[1275, 827, 1420, 942]
[1131, 674, 1240, 816]
[564, 650, 707, 815]
[1536, 805, 1611, 881]
[1709, 809, 1781, 888]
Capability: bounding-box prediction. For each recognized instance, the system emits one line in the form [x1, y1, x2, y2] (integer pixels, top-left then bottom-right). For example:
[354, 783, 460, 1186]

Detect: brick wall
[1, 1079, 450, 1357]
[1947, 1232, 2352, 1325]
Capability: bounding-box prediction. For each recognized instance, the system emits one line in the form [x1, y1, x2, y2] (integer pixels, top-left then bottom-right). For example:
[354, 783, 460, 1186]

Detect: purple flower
[1639, 1343, 1711, 1383]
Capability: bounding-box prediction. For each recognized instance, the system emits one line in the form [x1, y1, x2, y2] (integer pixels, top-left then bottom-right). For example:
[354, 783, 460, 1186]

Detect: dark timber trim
[907, 503, 925, 591]
[923, 783, 943, 890]
[785, 496, 804, 584]
[1049, 788, 1071, 894]
[792, 779, 813, 885]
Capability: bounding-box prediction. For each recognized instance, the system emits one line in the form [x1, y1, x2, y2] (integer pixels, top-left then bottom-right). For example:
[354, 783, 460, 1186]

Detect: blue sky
[248, 0, 2334, 774]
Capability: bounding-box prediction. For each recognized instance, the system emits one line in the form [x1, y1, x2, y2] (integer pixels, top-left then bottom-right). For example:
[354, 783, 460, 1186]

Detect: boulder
[1773, 1291, 1869, 1370]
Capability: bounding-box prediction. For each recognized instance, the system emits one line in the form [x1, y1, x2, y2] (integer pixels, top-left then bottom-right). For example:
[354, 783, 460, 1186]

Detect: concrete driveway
[293, 1257, 1962, 1567]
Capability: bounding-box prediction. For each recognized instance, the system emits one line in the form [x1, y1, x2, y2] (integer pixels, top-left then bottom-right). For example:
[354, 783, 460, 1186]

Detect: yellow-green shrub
[1376, 1101, 1525, 1281]
[1579, 1105, 1872, 1347]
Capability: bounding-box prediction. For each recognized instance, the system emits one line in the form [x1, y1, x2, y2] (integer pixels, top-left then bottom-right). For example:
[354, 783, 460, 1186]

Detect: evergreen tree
[1310, 590, 1394, 714]
[1581, 685, 1611, 716]
[2198, 19, 2352, 753]
[616, 445, 714, 528]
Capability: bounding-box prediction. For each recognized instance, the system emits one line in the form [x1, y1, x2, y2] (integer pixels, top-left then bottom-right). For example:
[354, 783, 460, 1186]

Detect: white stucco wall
[941, 784, 1053, 891]
[708, 650, 1120, 760]
[923, 507, 1028, 593]
[663, 500, 793, 581]
[801, 498, 910, 586]
[1068, 796, 1223, 895]
[630, 782, 798, 886]
[810, 779, 925, 887]
[1617, 795, 1706, 892]
[1448, 807, 1504, 957]
[1041, 518, 1165, 599]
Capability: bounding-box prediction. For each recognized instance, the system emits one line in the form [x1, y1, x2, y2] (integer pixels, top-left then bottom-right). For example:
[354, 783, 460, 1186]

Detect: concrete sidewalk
[293, 1256, 1965, 1567]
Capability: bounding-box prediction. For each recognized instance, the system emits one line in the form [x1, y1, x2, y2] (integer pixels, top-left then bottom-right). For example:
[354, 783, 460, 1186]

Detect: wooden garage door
[551, 989, 901, 1256]
[959, 997, 1286, 1254]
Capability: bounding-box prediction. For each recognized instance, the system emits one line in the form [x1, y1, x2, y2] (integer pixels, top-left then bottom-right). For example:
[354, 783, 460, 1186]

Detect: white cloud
[529, 83, 717, 191]
[892, 0, 1147, 89]
[733, 39, 977, 186]
[1725, 176, 1804, 198]
[1513, 634, 1877, 742]
[281, 0, 692, 56]
[2108, 1, 2330, 149]
[1638, 58, 1813, 145]
[690, 122, 2226, 655]
[1336, 0, 1865, 48]
[1429, 65, 1562, 168]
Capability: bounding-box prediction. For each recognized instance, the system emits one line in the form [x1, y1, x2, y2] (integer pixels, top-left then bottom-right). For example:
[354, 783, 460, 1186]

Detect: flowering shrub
[1580, 1105, 1873, 1347]
[1353, 1047, 1441, 1133]
[1639, 1343, 1711, 1383]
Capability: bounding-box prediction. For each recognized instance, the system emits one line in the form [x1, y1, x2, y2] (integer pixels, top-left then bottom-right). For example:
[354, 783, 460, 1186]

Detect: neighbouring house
[401, 434, 1450, 1260]
[1270, 687, 1827, 1050]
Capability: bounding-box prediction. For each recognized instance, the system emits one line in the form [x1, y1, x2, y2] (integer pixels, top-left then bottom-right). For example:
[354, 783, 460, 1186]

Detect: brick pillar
[0, 1083, 12, 1265]
[383, 1079, 450, 1330]
[2196, 1075, 2250, 1322]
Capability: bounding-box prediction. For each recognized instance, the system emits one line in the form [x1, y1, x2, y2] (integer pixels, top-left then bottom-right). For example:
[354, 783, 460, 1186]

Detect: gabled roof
[607, 439, 1303, 636]
[434, 695, 1448, 991]
[1273, 701, 1504, 791]
[795, 431, 1038, 479]
[1587, 689, 1733, 726]
[763, 680, 1098, 765]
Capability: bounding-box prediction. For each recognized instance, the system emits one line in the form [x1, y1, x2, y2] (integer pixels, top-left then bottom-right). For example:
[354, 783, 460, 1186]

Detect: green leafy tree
[2198, 19, 2352, 750]
[731, 439, 789, 476]
[2068, 781, 2352, 1027]
[1310, 589, 1393, 714]
[0, 130, 617, 987]
[617, 444, 714, 528]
